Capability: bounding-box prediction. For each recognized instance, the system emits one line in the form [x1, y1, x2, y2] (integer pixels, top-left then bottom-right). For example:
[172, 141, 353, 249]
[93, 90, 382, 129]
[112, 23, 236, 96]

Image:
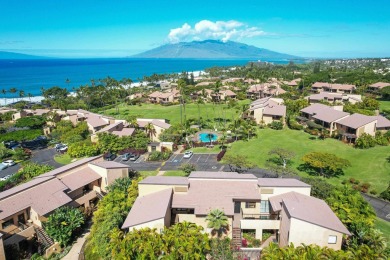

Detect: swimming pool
[199, 133, 218, 143]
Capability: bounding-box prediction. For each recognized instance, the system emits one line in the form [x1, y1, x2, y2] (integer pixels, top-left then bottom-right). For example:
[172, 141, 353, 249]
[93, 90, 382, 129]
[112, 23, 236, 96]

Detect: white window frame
[328, 235, 337, 244]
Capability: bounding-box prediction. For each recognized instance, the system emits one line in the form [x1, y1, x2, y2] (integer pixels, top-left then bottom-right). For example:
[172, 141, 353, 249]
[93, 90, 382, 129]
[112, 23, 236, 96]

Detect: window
[328, 235, 337, 244]
[2, 218, 14, 229]
[261, 188, 274, 194]
[245, 202, 256, 208]
[260, 201, 270, 213]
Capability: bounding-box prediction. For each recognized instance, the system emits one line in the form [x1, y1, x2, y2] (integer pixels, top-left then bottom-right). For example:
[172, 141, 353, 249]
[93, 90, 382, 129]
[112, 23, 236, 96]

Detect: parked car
[1, 174, 12, 181]
[2, 160, 16, 167]
[104, 153, 116, 161]
[122, 153, 132, 161]
[3, 141, 19, 149]
[183, 151, 193, 159]
[56, 144, 68, 152]
[130, 154, 140, 161]
[0, 164, 8, 171]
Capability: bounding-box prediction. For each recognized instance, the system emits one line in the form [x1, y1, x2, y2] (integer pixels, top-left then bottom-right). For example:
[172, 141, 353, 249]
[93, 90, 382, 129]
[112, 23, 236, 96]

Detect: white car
[183, 151, 193, 159]
[2, 160, 16, 167]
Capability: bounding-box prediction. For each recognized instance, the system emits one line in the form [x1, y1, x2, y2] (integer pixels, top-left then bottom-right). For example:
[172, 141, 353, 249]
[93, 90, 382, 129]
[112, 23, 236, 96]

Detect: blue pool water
[199, 133, 218, 143]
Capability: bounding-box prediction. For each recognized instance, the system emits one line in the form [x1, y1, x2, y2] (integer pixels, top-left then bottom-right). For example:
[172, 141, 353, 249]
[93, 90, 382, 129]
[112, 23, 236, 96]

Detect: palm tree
[206, 209, 229, 237]
[196, 98, 204, 128]
[218, 134, 227, 151]
[9, 87, 17, 103]
[206, 133, 214, 145]
[19, 90, 25, 102]
[27, 93, 33, 102]
[1, 89, 6, 106]
[126, 115, 139, 129]
[145, 123, 156, 140]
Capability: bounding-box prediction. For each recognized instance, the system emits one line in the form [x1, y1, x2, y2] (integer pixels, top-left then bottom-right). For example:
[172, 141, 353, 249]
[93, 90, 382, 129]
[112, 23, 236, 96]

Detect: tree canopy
[301, 152, 351, 177]
[223, 154, 256, 173]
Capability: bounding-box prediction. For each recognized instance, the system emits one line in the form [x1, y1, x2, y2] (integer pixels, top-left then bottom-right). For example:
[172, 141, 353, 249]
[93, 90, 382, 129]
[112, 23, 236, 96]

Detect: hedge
[0, 129, 43, 142]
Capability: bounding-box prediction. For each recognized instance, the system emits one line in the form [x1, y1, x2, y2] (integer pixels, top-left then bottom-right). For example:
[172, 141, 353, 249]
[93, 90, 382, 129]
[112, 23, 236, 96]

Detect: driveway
[0, 148, 60, 178]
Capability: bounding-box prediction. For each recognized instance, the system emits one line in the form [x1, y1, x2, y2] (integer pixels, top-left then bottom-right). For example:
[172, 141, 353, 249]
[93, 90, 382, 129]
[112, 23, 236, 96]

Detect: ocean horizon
[0, 58, 301, 99]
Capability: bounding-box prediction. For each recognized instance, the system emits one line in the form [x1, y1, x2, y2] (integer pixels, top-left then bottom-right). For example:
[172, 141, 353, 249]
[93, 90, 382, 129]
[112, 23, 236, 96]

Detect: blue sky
[1, 0, 389, 58]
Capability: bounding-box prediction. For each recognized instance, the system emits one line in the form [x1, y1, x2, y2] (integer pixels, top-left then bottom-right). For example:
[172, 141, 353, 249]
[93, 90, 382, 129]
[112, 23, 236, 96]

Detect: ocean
[0, 58, 294, 98]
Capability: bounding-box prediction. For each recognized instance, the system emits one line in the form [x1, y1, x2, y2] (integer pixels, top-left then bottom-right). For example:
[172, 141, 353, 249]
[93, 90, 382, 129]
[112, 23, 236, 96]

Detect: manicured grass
[375, 218, 390, 242]
[378, 100, 390, 112]
[164, 170, 187, 176]
[99, 100, 250, 125]
[53, 154, 74, 165]
[139, 171, 158, 177]
[226, 128, 390, 192]
[189, 146, 221, 153]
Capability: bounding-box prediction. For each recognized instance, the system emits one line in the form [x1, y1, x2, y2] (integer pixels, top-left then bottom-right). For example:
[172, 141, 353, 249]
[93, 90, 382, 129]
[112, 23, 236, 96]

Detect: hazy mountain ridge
[133, 40, 301, 59]
[0, 51, 49, 59]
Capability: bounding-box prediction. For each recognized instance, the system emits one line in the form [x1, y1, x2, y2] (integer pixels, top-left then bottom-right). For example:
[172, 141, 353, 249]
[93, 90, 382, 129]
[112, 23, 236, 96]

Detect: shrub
[67, 142, 100, 158]
[355, 133, 376, 149]
[0, 129, 42, 142]
[217, 150, 226, 161]
[352, 185, 360, 191]
[349, 178, 356, 184]
[269, 121, 283, 130]
[15, 115, 46, 129]
[375, 132, 389, 146]
[379, 182, 390, 201]
[361, 182, 371, 190]
[148, 151, 172, 161]
[178, 163, 196, 175]
[341, 180, 347, 184]
[369, 190, 377, 195]
[289, 120, 304, 130]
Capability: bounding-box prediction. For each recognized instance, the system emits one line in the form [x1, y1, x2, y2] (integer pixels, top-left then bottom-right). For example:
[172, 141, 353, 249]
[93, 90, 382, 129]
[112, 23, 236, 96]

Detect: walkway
[361, 193, 390, 221]
[62, 225, 91, 260]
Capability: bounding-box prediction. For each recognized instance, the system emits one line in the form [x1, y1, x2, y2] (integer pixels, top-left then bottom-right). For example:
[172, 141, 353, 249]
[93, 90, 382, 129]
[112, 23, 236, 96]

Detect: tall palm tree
[196, 98, 204, 128]
[9, 87, 17, 103]
[27, 93, 33, 102]
[206, 133, 214, 145]
[206, 209, 229, 237]
[19, 90, 25, 102]
[145, 123, 156, 140]
[1, 89, 6, 106]
[126, 115, 139, 129]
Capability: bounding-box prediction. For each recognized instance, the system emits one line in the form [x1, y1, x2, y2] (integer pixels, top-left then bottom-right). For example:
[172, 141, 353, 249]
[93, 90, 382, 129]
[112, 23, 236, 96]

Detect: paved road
[0, 148, 60, 178]
[361, 193, 390, 222]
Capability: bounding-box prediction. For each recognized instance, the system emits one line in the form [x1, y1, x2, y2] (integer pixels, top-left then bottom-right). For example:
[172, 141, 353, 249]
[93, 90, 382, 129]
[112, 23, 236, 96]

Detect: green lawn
[189, 146, 221, 153]
[164, 170, 187, 176]
[226, 128, 390, 192]
[99, 100, 250, 125]
[139, 171, 158, 177]
[378, 100, 390, 112]
[375, 218, 390, 242]
[53, 154, 74, 165]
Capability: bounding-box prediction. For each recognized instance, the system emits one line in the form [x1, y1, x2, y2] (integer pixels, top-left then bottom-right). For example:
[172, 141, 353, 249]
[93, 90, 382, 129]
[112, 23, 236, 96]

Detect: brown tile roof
[140, 176, 189, 186]
[90, 161, 130, 169]
[309, 92, 344, 101]
[300, 103, 330, 115]
[39, 156, 102, 178]
[312, 109, 349, 123]
[96, 121, 123, 134]
[158, 92, 174, 99]
[60, 168, 101, 191]
[122, 188, 172, 229]
[151, 119, 171, 129]
[172, 179, 260, 216]
[336, 113, 377, 129]
[263, 105, 286, 117]
[0, 178, 71, 219]
[87, 115, 109, 128]
[222, 90, 236, 96]
[189, 171, 257, 180]
[258, 178, 310, 187]
[271, 192, 351, 235]
[373, 115, 390, 129]
[148, 91, 163, 98]
[369, 82, 390, 89]
[111, 128, 135, 137]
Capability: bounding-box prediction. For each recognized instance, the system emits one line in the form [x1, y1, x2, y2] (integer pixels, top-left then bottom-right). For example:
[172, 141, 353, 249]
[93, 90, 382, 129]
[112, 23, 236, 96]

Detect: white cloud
[167, 20, 267, 43]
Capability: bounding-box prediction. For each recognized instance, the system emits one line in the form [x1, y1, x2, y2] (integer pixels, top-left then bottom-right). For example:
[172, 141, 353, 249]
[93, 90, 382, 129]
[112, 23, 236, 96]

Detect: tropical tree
[196, 98, 204, 128]
[301, 152, 351, 177]
[1, 89, 6, 106]
[206, 209, 229, 237]
[223, 154, 256, 173]
[145, 123, 156, 140]
[44, 206, 85, 246]
[268, 148, 295, 168]
[18, 90, 25, 102]
[126, 115, 139, 129]
[9, 87, 17, 103]
[206, 133, 214, 145]
[27, 93, 33, 102]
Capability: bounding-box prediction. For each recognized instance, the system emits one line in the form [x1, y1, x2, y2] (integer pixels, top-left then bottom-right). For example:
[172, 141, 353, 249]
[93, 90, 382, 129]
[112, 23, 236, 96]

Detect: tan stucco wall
[261, 187, 311, 200]
[240, 219, 280, 239]
[278, 205, 291, 247]
[138, 184, 188, 196]
[357, 121, 376, 137]
[0, 209, 29, 235]
[29, 208, 44, 228]
[0, 236, 5, 260]
[129, 218, 166, 233]
[241, 201, 260, 216]
[263, 115, 274, 125]
[253, 108, 264, 124]
[288, 218, 344, 250]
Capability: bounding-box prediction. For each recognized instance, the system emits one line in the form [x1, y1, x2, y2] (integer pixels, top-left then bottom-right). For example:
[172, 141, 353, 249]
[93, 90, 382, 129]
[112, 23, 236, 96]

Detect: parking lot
[112, 153, 224, 172]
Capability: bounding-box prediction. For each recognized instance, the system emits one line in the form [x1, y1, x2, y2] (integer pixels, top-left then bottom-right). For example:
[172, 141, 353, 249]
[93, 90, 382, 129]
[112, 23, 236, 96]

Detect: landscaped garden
[226, 128, 390, 192]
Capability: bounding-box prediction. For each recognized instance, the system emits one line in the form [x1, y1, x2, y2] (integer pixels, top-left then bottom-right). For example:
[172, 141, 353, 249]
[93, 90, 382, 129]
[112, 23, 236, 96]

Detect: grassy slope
[375, 218, 390, 242]
[53, 154, 74, 165]
[226, 128, 390, 192]
[378, 100, 390, 112]
[100, 101, 249, 125]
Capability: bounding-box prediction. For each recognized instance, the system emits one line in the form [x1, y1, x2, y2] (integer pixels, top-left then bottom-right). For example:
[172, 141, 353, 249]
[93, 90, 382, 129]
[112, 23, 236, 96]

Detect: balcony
[3, 222, 35, 245]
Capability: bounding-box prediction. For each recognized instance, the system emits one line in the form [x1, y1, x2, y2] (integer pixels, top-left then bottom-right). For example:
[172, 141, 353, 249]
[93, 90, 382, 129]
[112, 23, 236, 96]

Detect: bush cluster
[148, 151, 172, 161]
[216, 150, 226, 161]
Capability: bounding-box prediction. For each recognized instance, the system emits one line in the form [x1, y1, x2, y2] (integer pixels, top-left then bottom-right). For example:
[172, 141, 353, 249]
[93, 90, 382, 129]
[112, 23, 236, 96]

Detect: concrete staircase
[232, 228, 242, 249]
[34, 227, 54, 252]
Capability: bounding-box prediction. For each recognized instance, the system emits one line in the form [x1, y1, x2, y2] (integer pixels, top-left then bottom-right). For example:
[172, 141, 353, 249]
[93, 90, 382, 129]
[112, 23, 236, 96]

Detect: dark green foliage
[11, 148, 30, 160]
[45, 206, 85, 246]
[97, 131, 149, 153]
[355, 133, 377, 149]
[15, 115, 46, 129]
[178, 163, 196, 175]
[0, 129, 42, 142]
[301, 152, 351, 177]
[67, 141, 99, 158]
[269, 121, 283, 130]
[110, 222, 210, 259]
[301, 177, 335, 200]
[51, 121, 90, 144]
[379, 182, 390, 201]
[148, 151, 172, 161]
[375, 132, 389, 146]
[86, 177, 140, 259]
[306, 120, 323, 130]
[209, 238, 234, 260]
[223, 154, 256, 173]
[381, 86, 390, 100]
[344, 98, 379, 115]
[0, 143, 12, 159]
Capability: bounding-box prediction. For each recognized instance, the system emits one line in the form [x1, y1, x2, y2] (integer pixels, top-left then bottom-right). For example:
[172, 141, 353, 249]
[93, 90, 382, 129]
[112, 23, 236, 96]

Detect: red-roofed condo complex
[0, 156, 130, 256]
[121, 172, 350, 251]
